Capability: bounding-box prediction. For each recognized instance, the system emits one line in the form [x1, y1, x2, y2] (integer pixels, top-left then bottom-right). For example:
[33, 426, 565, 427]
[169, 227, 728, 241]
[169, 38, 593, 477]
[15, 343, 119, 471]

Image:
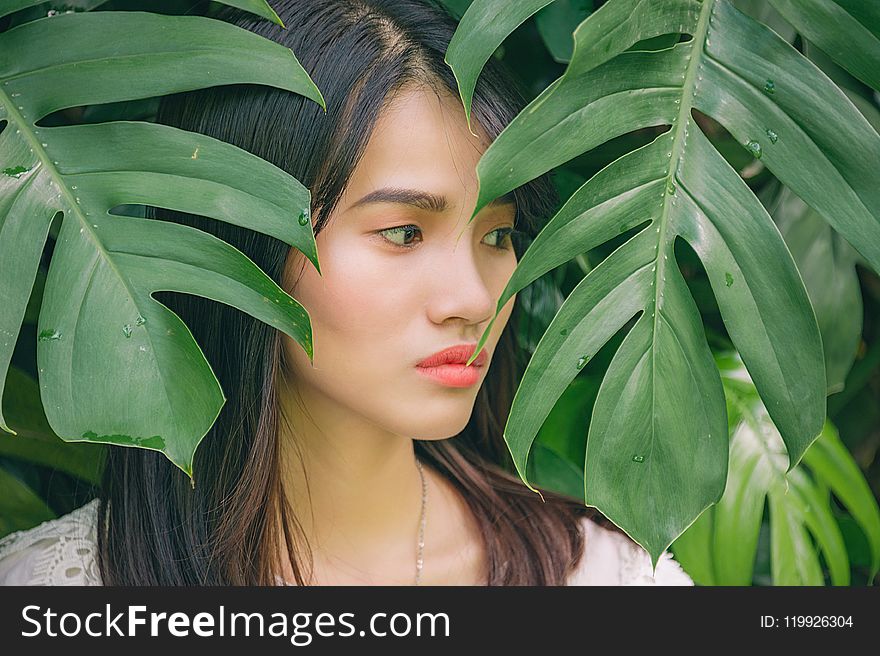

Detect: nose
[424, 231, 496, 329]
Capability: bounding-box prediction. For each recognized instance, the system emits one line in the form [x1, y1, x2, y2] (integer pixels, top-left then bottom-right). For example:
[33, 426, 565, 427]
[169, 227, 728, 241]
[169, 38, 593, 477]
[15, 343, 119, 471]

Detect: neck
[275, 372, 425, 584]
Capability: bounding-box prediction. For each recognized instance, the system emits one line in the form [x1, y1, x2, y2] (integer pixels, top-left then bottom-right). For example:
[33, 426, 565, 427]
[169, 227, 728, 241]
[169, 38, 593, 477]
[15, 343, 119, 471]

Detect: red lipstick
[416, 343, 488, 388]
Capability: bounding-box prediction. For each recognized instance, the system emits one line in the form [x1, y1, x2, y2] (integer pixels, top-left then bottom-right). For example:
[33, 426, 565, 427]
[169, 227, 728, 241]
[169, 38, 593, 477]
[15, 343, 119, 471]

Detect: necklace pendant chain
[414, 457, 427, 586]
[281, 456, 428, 586]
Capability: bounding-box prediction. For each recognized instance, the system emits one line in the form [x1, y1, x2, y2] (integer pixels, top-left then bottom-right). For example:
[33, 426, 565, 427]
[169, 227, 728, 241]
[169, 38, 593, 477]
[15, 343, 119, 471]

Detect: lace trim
[0, 500, 691, 586]
[616, 535, 693, 586]
[0, 498, 102, 585]
[567, 515, 693, 585]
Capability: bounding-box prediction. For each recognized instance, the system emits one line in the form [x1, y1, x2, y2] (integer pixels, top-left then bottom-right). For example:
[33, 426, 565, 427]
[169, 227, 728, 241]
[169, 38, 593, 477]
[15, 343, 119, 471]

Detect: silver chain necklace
[281, 457, 427, 586]
[414, 457, 427, 586]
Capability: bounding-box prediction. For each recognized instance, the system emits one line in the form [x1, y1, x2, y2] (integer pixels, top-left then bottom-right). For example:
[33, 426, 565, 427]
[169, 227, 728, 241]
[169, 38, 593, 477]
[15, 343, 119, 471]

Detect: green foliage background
[1, 0, 878, 585]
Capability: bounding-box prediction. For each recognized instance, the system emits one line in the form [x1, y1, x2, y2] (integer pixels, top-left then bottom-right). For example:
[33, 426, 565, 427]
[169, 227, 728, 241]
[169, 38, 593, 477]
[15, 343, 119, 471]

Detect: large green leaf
[1, 0, 284, 24]
[4, 0, 109, 28]
[445, 0, 554, 133]
[0, 7, 326, 480]
[444, 0, 880, 563]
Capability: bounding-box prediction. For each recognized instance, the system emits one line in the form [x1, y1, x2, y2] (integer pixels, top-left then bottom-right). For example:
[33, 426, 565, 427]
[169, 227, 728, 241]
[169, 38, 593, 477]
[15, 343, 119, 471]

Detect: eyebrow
[346, 187, 517, 213]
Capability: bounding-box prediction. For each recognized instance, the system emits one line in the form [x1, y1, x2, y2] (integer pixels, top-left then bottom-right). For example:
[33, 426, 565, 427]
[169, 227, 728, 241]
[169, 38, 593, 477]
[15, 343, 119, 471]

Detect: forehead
[344, 85, 491, 199]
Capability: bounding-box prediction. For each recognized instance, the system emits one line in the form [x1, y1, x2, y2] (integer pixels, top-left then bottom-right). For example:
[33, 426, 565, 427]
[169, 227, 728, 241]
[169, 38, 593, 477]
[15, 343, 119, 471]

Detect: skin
[275, 83, 518, 585]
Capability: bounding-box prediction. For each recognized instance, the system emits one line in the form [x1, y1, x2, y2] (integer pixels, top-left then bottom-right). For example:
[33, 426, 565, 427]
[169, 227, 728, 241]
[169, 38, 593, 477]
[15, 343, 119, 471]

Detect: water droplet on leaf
[745, 140, 762, 159]
[632, 455, 645, 463]
[763, 80, 775, 95]
[122, 324, 133, 338]
[38, 329, 62, 342]
[135, 314, 146, 326]
[576, 355, 589, 370]
[560, 328, 568, 336]
[725, 272, 734, 287]
[3, 165, 29, 178]
[765, 129, 778, 144]
[298, 212, 309, 226]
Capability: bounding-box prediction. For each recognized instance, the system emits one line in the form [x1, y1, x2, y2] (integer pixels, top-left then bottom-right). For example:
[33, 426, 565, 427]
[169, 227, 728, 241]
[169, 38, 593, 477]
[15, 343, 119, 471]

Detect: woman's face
[280, 85, 518, 440]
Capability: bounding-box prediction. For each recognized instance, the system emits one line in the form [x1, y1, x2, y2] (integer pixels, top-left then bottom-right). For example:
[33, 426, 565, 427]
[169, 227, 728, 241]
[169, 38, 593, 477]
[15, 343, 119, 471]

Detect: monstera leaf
[447, 0, 880, 564]
[0, 2, 325, 481]
[2, 0, 284, 22]
[672, 354, 880, 585]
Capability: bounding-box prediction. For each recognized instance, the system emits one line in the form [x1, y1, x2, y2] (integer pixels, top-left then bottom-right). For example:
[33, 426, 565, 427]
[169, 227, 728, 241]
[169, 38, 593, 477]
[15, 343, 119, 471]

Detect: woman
[0, 0, 691, 586]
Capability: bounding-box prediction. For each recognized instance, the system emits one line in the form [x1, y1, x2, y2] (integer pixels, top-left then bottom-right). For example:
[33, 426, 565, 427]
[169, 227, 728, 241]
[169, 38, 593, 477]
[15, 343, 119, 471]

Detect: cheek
[281, 236, 413, 367]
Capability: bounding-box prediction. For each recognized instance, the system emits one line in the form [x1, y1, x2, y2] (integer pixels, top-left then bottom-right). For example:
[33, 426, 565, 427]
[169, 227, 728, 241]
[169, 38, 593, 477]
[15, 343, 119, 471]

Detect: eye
[376, 224, 517, 250]
[377, 224, 423, 247]
[484, 226, 515, 250]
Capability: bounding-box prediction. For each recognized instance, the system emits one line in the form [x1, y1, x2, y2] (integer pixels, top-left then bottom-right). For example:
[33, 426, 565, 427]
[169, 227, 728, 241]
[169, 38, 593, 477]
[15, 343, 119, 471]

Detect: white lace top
[0, 499, 693, 586]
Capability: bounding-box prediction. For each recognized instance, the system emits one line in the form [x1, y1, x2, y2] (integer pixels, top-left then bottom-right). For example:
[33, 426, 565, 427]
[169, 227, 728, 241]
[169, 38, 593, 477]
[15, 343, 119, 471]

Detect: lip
[416, 343, 488, 388]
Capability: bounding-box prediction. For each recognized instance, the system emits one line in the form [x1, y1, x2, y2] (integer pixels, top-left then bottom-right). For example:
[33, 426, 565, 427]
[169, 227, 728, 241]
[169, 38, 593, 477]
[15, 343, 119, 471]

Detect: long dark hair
[97, 0, 623, 586]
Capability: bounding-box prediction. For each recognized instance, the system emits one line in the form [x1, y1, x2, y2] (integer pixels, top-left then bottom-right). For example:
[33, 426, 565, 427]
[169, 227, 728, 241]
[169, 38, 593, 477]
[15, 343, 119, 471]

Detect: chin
[408, 416, 473, 441]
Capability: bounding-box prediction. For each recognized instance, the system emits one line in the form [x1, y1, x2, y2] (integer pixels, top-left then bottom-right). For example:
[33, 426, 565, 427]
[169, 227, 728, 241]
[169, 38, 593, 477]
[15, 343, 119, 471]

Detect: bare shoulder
[0, 498, 102, 585]
[567, 515, 694, 586]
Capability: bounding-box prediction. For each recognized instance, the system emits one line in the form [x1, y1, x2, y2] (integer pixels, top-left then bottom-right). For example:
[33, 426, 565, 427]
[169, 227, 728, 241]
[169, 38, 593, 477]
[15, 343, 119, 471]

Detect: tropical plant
[0, 0, 324, 486]
[447, 0, 880, 565]
[669, 353, 880, 585]
[1, 0, 878, 585]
